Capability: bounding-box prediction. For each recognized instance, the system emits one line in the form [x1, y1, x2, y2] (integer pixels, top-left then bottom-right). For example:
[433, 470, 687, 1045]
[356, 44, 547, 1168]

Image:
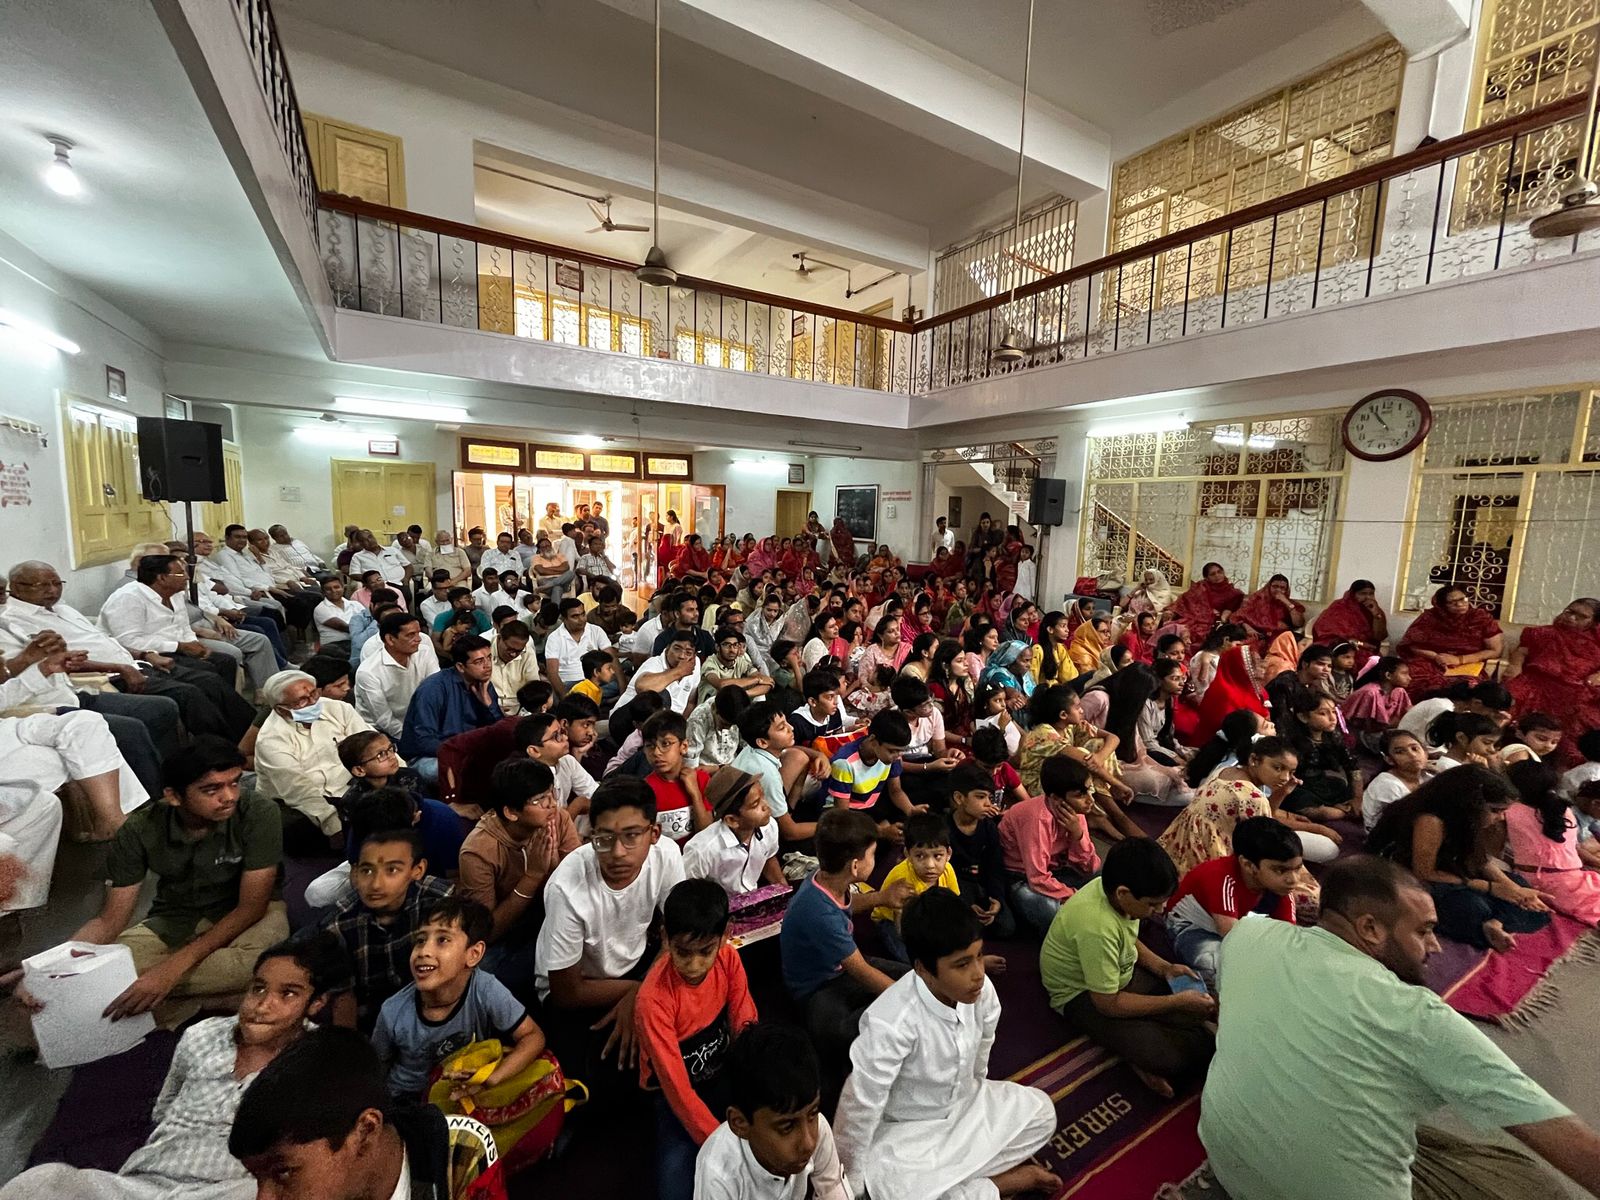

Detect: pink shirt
[998, 794, 1101, 900]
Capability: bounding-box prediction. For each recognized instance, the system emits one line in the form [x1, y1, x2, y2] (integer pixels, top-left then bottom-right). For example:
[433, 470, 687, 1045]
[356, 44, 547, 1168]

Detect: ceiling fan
[587, 197, 650, 234]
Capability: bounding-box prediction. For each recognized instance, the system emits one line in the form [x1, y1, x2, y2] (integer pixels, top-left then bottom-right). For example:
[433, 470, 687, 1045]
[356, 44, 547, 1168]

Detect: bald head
[9, 561, 64, 609]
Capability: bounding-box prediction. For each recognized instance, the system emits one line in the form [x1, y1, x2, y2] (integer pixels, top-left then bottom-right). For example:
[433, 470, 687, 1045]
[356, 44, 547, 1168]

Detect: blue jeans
[655, 1095, 699, 1200]
[481, 935, 542, 1005]
[1165, 907, 1224, 993]
[241, 616, 290, 668]
[1007, 866, 1093, 939]
[874, 917, 910, 963]
[411, 756, 439, 784]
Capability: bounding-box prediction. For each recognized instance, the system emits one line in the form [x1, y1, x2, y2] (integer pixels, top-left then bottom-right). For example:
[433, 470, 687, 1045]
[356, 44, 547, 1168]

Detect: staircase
[967, 460, 1033, 525]
[1092, 502, 1186, 585]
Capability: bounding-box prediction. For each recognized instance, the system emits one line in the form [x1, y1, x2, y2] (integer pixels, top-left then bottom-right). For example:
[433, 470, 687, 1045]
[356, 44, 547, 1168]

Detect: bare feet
[1131, 1065, 1175, 1098]
[991, 1162, 1063, 1197]
[983, 953, 1008, 975]
[1088, 812, 1124, 841]
[1484, 920, 1517, 953]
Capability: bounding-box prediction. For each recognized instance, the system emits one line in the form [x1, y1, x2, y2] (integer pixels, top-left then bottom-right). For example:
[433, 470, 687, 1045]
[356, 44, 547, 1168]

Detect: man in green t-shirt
[1202, 856, 1600, 1200]
[1039, 834, 1215, 1097]
[27, 738, 286, 1026]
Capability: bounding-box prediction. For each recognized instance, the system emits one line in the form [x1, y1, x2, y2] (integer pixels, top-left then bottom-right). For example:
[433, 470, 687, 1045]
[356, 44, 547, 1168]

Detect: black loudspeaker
[136, 417, 227, 502]
[1028, 477, 1067, 526]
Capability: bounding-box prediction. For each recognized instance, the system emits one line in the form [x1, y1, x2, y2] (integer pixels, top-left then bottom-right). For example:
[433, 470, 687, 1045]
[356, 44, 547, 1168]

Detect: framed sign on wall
[834, 484, 878, 542]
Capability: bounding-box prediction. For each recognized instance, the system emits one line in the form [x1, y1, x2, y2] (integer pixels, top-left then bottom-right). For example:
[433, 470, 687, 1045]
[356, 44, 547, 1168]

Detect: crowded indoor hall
[2, 0, 1600, 1197]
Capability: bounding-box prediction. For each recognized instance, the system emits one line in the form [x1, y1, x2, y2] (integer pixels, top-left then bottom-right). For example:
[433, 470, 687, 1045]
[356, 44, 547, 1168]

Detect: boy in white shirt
[682, 767, 786, 896]
[835, 887, 1059, 1200]
[694, 1022, 850, 1200]
[313, 576, 365, 652]
[535, 775, 685, 1106]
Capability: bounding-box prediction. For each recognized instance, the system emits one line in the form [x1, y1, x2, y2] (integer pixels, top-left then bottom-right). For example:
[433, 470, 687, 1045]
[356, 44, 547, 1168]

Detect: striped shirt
[315, 875, 455, 1030]
[825, 738, 902, 811]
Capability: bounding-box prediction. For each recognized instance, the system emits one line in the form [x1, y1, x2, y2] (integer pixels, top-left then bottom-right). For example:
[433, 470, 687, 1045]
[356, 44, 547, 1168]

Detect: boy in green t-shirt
[1039, 837, 1215, 1098]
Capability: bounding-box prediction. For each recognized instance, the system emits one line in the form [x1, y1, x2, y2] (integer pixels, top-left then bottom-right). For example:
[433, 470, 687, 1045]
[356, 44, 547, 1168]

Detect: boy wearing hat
[681, 767, 787, 896]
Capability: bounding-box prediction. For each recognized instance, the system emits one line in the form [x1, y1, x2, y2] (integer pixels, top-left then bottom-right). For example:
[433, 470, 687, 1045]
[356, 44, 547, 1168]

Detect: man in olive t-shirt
[1201, 857, 1600, 1200]
[45, 739, 286, 1024]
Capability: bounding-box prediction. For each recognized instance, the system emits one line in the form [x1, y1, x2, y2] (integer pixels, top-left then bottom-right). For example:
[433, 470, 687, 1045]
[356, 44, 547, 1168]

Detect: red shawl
[993, 539, 1023, 594]
[1118, 628, 1154, 665]
[931, 549, 963, 580]
[1194, 644, 1269, 743]
[745, 538, 776, 577]
[710, 544, 732, 571]
[1397, 600, 1502, 697]
[1234, 586, 1305, 641]
[830, 520, 857, 566]
[1174, 577, 1245, 641]
[672, 544, 711, 578]
[1312, 588, 1388, 658]
[1506, 622, 1600, 763]
[777, 546, 804, 577]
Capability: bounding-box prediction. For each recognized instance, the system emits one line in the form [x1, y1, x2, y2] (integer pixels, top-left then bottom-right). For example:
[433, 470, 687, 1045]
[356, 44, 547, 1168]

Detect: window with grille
[514, 289, 651, 354]
[1106, 40, 1405, 309]
[933, 197, 1078, 315]
[1400, 386, 1600, 623]
[1080, 416, 1347, 602]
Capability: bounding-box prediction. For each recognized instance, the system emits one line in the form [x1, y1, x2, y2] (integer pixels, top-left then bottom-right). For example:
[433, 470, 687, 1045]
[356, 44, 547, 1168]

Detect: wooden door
[302, 113, 406, 206]
[774, 490, 812, 539]
[198, 441, 245, 539]
[331, 460, 437, 542]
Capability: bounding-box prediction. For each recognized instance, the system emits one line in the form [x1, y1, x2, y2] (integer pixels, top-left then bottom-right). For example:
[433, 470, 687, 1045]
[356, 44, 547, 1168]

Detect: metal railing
[909, 91, 1598, 392]
[317, 194, 916, 393]
[313, 92, 1596, 397]
[230, 0, 319, 233]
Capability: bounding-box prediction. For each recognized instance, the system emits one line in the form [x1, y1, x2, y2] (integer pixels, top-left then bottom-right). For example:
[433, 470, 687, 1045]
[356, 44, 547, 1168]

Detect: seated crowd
[2, 520, 1600, 1200]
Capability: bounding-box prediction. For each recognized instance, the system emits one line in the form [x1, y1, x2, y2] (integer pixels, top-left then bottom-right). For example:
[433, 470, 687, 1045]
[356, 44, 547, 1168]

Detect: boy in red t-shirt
[642, 709, 711, 844]
[972, 726, 1026, 811]
[635, 879, 758, 1200]
[1164, 815, 1303, 992]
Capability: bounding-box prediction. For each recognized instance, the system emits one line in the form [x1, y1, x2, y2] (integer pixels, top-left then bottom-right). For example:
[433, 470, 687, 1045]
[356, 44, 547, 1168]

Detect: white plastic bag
[23, 941, 155, 1068]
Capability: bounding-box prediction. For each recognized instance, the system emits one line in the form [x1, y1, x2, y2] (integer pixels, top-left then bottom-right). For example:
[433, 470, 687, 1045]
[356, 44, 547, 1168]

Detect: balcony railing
[315, 91, 1596, 396]
[317, 194, 917, 393]
[231, 0, 319, 233]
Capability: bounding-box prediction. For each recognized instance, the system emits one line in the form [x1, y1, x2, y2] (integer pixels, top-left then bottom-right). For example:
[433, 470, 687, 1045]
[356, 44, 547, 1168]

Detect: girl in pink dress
[1504, 759, 1600, 926]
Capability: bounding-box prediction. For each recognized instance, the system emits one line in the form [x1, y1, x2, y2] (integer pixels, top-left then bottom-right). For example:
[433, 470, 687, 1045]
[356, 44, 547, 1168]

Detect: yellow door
[302, 113, 406, 206]
[197, 441, 245, 538]
[331, 460, 437, 542]
[774, 490, 812, 539]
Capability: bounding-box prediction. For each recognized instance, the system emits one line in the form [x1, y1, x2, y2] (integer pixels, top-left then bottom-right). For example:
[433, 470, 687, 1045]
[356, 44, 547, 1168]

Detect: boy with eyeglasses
[535, 775, 686, 1111]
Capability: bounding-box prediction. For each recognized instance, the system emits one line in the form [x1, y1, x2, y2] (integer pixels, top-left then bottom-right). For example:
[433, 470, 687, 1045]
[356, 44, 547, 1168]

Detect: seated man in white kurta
[835, 887, 1059, 1200]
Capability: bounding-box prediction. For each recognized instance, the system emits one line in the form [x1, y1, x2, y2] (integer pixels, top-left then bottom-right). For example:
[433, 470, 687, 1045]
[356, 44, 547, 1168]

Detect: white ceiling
[472, 161, 911, 312]
[0, 0, 323, 359]
[842, 0, 1380, 131]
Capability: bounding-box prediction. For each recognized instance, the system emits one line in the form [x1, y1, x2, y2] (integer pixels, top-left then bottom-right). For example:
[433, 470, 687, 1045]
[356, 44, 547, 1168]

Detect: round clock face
[1342, 389, 1432, 462]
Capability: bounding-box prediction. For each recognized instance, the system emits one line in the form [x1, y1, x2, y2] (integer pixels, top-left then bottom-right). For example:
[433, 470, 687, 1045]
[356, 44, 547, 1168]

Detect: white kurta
[693, 1116, 850, 1200]
[0, 665, 148, 911]
[834, 974, 1056, 1200]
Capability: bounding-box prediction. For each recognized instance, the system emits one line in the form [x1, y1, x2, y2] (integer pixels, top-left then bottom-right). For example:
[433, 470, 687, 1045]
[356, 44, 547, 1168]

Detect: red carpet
[1439, 914, 1595, 1024]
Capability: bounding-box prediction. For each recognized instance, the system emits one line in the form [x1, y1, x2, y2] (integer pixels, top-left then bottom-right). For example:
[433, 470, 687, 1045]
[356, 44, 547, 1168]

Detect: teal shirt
[1199, 917, 1571, 1200]
[432, 608, 490, 636]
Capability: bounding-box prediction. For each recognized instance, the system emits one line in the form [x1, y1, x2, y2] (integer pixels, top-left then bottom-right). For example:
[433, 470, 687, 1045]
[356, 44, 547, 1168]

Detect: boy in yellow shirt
[872, 812, 959, 962]
[569, 648, 615, 706]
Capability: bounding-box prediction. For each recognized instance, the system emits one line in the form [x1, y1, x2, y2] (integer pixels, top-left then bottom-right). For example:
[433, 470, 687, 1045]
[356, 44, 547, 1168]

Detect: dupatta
[1193, 644, 1270, 743]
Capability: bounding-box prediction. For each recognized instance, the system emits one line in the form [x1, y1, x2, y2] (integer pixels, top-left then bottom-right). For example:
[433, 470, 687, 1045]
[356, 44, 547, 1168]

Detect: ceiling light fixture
[0, 307, 81, 355]
[635, 0, 679, 287]
[992, 0, 1035, 366]
[333, 396, 469, 422]
[1529, 64, 1600, 238]
[787, 438, 863, 452]
[574, 434, 606, 449]
[42, 136, 82, 197]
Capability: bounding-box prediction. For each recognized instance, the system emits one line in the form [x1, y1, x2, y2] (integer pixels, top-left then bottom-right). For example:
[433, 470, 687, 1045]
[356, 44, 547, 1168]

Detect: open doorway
[774, 489, 812, 539]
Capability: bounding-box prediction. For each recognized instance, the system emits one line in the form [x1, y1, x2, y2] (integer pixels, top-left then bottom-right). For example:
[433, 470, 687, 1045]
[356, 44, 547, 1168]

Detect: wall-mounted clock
[1341, 388, 1432, 462]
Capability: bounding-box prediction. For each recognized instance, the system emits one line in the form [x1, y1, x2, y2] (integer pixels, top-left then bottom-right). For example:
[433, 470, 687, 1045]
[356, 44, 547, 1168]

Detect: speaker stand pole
[1037, 524, 1050, 606]
[184, 500, 199, 606]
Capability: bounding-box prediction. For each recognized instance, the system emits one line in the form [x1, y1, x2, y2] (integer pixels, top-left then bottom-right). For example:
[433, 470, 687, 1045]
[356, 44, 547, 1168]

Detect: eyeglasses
[525, 791, 558, 809]
[360, 745, 398, 766]
[591, 826, 652, 853]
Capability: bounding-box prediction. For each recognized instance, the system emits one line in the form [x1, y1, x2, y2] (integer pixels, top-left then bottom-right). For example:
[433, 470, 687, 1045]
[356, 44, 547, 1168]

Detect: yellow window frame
[62, 398, 170, 568]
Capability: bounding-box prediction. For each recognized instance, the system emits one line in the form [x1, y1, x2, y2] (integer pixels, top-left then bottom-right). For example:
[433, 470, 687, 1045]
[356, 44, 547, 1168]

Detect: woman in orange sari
[1397, 585, 1504, 699]
[1232, 574, 1307, 646]
[1172, 562, 1245, 643]
[1311, 578, 1389, 661]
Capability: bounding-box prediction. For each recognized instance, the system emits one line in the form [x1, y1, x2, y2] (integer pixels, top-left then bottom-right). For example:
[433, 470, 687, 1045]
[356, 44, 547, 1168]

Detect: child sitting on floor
[870, 812, 960, 962]
[642, 709, 712, 844]
[681, 767, 786, 895]
[1040, 837, 1215, 1098]
[947, 762, 1015, 940]
[569, 650, 614, 708]
[846, 665, 898, 719]
[1559, 729, 1600, 820]
[305, 775, 467, 914]
[826, 710, 919, 845]
[1164, 816, 1302, 992]
[970, 726, 1026, 811]
[998, 755, 1102, 938]
[835, 888, 1060, 1200]
[372, 896, 546, 1100]
[1499, 712, 1564, 767]
[780, 809, 910, 1077]
[1363, 728, 1431, 832]
[693, 1022, 850, 1200]
[316, 827, 454, 1032]
[1282, 692, 1362, 823]
[636, 879, 760, 1200]
[1504, 759, 1600, 926]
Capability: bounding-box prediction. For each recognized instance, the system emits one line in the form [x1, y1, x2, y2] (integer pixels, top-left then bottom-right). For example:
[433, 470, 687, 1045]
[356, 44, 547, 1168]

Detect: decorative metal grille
[1108, 40, 1404, 308]
[933, 197, 1078, 315]
[1401, 386, 1600, 623]
[1080, 416, 1346, 600]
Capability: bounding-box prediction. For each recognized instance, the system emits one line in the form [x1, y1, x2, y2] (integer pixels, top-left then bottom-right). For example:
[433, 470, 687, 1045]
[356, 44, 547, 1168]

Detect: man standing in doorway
[932, 515, 956, 557]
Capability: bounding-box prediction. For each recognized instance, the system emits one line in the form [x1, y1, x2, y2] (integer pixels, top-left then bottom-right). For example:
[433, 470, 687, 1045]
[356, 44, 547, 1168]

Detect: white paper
[23, 941, 155, 1068]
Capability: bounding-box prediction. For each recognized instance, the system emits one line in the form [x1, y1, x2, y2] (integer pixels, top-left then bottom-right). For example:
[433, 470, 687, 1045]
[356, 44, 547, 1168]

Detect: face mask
[289, 700, 323, 724]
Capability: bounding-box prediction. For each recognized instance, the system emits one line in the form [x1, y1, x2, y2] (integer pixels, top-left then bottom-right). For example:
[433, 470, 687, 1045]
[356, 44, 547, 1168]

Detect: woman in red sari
[777, 537, 804, 578]
[1172, 562, 1245, 643]
[993, 528, 1023, 595]
[708, 537, 732, 572]
[830, 518, 857, 569]
[745, 536, 777, 578]
[1396, 585, 1504, 699]
[670, 533, 712, 584]
[929, 546, 961, 582]
[1193, 644, 1271, 744]
[655, 517, 679, 586]
[1504, 597, 1600, 765]
[1311, 578, 1389, 661]
[1233, 573, 1307, 646]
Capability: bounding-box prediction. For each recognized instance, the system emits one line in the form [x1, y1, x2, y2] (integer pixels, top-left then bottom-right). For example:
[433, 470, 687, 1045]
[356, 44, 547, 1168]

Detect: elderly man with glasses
[253, 668, 372, 853]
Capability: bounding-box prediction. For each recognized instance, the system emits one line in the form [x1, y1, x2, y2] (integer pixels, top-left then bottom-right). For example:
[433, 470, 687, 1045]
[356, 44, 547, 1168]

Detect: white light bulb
[43, 140, 81, 197]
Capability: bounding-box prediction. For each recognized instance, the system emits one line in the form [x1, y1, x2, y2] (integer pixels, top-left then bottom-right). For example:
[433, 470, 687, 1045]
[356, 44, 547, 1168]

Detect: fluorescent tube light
[0, 308, 80, 355]
[333, 396, 468, 422]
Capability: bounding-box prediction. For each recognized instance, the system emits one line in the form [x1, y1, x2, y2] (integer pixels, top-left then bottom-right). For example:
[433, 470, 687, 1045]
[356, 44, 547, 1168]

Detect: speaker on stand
[1027, 477, 1069, 610]
[137, 417, 227, 605]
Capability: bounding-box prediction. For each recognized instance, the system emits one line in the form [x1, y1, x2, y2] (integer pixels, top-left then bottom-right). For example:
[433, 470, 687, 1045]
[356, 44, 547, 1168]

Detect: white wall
[693, 449, 814, 538]
[233, 405, 457, 554]
[809, 455, 921, 561]
[0, 229, 170, 611]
